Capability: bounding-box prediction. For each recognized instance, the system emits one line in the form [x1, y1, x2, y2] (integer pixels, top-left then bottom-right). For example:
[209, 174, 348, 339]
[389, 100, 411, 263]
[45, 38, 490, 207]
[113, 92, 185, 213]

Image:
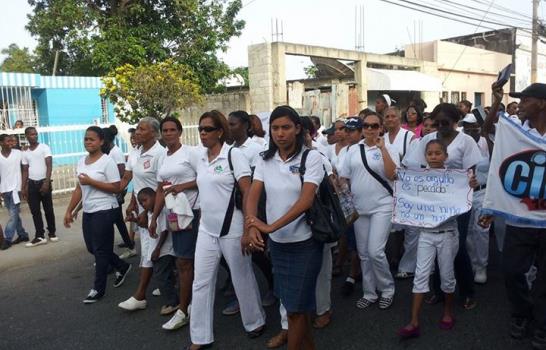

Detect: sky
[0, 0, 539, 79]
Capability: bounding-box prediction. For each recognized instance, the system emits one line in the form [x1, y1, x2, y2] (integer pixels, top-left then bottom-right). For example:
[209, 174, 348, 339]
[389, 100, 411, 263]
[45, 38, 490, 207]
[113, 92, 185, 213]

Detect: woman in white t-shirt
[339, 112, 399, 310]
[64, 126, 132, 304]
[403, 103, 482, 310]
[186, 111, 265, 350]
[244, 106, 325, 350]
[151, 116, 199, 331]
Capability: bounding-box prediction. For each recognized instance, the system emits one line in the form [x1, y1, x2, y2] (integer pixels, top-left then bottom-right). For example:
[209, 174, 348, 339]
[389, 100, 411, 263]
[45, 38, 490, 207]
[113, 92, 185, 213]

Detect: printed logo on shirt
[143, 159, 151, 169]
[289, 165, 300, 174]
[214, 165, 224, 174]
[372, 151, 381, 161]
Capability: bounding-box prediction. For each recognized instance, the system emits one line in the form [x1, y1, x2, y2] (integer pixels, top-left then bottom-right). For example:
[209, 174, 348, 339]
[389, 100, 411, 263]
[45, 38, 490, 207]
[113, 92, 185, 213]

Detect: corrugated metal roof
[0, 72, 103, 89]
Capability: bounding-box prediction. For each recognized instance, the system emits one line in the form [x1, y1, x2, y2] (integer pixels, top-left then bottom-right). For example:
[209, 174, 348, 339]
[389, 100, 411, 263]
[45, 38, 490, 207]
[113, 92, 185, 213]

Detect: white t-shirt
[126, 141, 166, 195]
[237, 138, 263, 168]
[339, 141, 400, 215]
[253, 148, 325, 243]
[157, 145, 199, 209]
[385, 128, 415, 162]
[327, 144, 349, 172]
[109, 145, 125, 165]
[142, 209, 174, 260]
[193, 143, 251, 238]
[77, 154, 120, 213]
[22, 143, 52, 181]
[402, 131, 482, 170]
[0, 149, 23, 193]
[475, 137, 490, 186]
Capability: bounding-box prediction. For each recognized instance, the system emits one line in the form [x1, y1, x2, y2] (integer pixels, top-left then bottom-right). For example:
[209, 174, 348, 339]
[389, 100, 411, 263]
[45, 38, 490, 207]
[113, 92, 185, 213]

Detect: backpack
[299, 149, 346, 243]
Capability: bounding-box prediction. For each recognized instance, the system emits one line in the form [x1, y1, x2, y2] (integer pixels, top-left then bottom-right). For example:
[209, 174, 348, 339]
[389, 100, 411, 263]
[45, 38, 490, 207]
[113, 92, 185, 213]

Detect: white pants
[466, 190, 489, 271]
[190, 233, 265, 345]
[354, 212, 395, 300]
[397, 226, 420, 273]
[279, 242, 335, 329]
[413, 230, 459, 294]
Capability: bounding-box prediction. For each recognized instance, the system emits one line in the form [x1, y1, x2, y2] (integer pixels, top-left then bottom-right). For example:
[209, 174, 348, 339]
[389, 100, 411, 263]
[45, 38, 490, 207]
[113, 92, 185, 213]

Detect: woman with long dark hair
[64, 126, 132, 303]
[244, 106, 325, 350]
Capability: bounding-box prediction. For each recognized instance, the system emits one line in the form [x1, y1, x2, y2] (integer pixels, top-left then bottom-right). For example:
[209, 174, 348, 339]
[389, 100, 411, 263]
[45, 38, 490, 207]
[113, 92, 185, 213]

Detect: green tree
[100, 59, 203, 124]
[27, 0, 245, 92]
[0, 44, 36, 73]
[230, 66, 249, 86]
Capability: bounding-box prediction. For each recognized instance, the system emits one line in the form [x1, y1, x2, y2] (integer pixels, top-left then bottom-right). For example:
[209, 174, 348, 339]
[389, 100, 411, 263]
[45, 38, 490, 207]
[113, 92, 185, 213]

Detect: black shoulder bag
[359, 144, 393, 196]
[299, 149, 346, 243]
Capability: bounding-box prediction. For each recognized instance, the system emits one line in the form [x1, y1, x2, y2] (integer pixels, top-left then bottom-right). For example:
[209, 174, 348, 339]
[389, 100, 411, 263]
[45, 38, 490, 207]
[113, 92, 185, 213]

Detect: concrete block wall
[248, 43, 274, 113]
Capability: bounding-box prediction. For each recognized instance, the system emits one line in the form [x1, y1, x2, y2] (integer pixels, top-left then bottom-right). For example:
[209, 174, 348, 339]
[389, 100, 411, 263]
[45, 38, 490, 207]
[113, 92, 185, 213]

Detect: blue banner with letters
[482, 116, 546, 227]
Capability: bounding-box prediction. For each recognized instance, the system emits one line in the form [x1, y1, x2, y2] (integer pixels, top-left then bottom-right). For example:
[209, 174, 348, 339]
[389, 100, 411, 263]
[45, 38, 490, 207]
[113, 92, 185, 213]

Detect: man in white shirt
[0, 134, 29, 250]
[22, 127, 57, 247]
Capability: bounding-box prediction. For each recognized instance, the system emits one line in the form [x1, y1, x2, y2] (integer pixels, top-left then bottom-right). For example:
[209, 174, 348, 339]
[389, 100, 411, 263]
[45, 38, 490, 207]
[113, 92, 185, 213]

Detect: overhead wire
[436, 0, 532, 25]
[468, 0, 533, 20]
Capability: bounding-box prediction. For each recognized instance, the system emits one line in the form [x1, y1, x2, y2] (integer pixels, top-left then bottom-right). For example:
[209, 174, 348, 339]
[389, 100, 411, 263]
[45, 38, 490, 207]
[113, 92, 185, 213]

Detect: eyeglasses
[363, 123, 381, 130]
[198, 126, 219, 133]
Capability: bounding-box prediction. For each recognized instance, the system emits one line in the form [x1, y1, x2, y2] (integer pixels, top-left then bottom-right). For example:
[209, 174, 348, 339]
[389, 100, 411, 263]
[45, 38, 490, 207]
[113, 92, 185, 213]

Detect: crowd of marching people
[1, 80, 545, 350]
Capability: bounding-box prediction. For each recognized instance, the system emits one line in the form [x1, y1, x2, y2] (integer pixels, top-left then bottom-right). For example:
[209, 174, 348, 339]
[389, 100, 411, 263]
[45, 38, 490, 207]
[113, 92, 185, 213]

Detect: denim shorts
[172, 210, 199, 259]
[269, 237, 323, 313]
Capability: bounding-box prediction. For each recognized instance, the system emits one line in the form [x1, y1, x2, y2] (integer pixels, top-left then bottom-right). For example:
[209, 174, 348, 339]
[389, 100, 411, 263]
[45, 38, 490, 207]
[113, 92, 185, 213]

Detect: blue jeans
[3, 191, 29, 242]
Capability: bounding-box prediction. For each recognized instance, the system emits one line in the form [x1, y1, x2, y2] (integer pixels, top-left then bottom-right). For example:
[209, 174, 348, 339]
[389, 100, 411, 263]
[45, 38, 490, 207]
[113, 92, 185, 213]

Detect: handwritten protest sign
[392, 168, 473, 228]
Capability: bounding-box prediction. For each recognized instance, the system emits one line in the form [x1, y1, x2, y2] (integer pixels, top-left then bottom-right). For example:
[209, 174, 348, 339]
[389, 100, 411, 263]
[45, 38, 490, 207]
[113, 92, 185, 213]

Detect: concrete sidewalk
[0, 196, 131, 273]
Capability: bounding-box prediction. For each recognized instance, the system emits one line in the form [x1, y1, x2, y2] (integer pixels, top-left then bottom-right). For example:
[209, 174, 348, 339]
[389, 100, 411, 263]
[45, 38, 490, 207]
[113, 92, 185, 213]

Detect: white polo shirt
[77, 154, 120, 213]
[0, 149, 23, 193]
[126, 141, 166, 195]
[157, 145, 199, 209]
[22, 143, 52, 181]
[253, 148, 324, 243]
[236, 138, 263, 168]
[193, 143, 251, 238]
[385, 128, 415, 161]
[402, 131, 482, 170]
[339, 141, 400, 215]
[109, 145, 125, 165]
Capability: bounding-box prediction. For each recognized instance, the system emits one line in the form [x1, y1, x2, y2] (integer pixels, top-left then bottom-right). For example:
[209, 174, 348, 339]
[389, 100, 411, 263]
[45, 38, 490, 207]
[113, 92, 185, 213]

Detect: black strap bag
[359, 144, 393, 196]
[299, 149, 346, 243]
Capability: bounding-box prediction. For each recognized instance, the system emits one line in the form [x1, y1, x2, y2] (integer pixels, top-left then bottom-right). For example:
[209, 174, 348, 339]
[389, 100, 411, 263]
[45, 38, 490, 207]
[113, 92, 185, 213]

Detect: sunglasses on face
[363, 123, 381, 130]
[198, 126, 219, 133]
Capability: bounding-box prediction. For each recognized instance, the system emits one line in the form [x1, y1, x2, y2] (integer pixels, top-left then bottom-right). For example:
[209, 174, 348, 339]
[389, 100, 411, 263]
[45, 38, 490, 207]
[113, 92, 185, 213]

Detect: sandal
[463, 297, 477, 310]
[266, 330, 288, 349]
[313, 310, 332, 329]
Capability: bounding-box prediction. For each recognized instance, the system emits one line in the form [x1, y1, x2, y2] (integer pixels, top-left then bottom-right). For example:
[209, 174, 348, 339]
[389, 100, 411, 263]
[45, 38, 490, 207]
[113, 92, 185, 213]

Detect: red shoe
[439, 318, 455, 330]
[398, 325, 420, 339]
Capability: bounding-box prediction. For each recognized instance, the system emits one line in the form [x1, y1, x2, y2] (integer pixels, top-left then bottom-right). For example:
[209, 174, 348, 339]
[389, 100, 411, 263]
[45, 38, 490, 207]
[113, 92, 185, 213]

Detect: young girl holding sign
[398, 139, 476, 338]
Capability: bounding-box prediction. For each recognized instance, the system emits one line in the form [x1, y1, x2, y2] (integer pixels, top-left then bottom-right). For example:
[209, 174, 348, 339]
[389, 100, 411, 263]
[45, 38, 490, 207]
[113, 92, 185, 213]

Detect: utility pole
[531, 0, 539, 83]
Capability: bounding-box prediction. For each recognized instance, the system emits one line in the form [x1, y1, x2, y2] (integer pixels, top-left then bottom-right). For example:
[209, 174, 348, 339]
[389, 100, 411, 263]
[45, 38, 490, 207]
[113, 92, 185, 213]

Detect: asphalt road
[0, 237, 529, 350]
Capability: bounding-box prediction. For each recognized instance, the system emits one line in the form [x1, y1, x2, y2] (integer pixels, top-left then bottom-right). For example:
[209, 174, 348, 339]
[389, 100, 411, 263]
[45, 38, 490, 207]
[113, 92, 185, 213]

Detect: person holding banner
[403, 103, 482, 310]
[339, 112, 399, 310]
[480, 83, 546, 350]
[398, 139, 474, 338]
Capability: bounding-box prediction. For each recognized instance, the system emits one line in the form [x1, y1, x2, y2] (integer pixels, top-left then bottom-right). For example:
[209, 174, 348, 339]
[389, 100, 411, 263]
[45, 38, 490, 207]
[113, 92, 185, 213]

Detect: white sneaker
[48, 235, 59, 242]
[474, 268, 487, 284]
[119, 248, 137, 259]
[25, 237, 47, 247]
[152, 288, 161, 296]
[118, 296, 147, 311]
[162, 309, 189, 330]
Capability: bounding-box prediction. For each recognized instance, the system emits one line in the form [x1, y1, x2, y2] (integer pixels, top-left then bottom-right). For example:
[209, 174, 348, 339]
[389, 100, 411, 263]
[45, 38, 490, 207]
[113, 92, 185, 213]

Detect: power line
[436, 0, 531, 25]
[442, 0, 497, 85]
[376, 0, 499, 30]
[396, 0, 529, 29]
[468, 0, 533, 20]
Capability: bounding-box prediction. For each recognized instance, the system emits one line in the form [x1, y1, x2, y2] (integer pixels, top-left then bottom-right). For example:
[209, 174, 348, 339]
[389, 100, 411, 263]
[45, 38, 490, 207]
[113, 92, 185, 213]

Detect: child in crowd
[398, 139, 474, 338]
[118, 187, 178, 314]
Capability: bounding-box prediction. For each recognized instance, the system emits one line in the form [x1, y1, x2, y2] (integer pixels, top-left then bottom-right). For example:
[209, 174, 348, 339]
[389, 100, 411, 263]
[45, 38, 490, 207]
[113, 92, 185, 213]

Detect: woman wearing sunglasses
[186, 110, 265, 350]
[339, 112, 399, 310]
[403, 103, 482, 310]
